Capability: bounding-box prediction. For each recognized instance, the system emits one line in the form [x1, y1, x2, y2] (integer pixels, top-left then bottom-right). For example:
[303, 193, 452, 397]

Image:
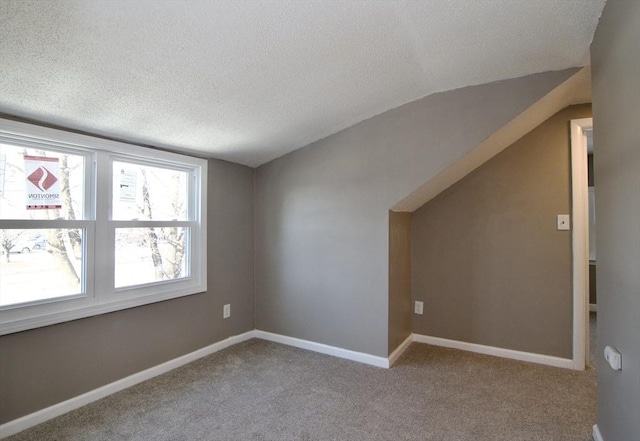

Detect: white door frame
[570, 117, 592, 370]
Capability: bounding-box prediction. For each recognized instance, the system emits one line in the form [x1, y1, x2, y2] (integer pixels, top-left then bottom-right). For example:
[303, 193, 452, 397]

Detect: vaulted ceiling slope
[0, 0, 605, 167]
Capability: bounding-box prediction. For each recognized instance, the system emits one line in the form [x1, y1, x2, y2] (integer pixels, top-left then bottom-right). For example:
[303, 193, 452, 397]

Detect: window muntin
[0, 119, 207, 335]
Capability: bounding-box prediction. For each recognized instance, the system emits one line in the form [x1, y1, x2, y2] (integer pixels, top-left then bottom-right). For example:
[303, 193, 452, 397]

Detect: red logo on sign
[27, 166, 58, 192]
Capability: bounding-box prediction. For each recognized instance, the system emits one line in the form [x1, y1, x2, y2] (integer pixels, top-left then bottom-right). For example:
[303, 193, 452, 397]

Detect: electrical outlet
[414, 301, 424, 315]
[223, 304, 230, 319]
[604, 346, 622, 370]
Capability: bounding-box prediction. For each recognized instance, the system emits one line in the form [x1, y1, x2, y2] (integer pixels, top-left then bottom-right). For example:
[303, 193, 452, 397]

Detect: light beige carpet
[6, 339, 596, 441]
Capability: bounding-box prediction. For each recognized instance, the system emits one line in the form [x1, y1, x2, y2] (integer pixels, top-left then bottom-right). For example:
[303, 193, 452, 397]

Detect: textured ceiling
[0, 0, 605, 167]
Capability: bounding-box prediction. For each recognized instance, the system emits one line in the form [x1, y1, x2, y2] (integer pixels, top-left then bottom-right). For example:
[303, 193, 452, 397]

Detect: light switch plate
[557, 214, 570, 230]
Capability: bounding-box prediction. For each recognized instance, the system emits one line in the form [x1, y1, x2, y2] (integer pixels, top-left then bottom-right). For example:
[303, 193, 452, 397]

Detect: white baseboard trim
[388, 334, 413, 367]
[592, 424, 604, 441]
[0, 330, 256, 440]
[5, 331, 577, 438]
[589, 303, 598, 312]
[254, 330, 390, 368]
[412, 334, 575, 370]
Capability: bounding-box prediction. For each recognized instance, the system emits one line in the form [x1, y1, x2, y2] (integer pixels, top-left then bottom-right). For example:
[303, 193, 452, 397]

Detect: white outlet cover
[414, 301, 424, 315]
[604, 345, 622, 370]
[223, 304, 230, 319]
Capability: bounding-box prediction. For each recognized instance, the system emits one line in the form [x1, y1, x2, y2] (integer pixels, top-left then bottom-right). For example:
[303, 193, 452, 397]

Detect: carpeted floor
[6, 339, 597, 441]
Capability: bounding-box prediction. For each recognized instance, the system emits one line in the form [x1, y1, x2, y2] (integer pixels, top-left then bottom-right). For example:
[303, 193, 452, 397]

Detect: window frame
[0, 119, 207, 335]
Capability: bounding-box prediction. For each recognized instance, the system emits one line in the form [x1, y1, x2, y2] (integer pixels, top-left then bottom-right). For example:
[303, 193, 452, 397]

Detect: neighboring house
[0, 2, 637, 441]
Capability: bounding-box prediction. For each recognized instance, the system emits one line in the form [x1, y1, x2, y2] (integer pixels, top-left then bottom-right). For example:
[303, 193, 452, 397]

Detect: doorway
[585, 128, 597, 367]
[570, 117, 593, 370]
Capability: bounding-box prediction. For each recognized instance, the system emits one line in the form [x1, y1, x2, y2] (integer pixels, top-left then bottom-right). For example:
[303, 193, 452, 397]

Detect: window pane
[0, 144, 85, 220]
[0, 229, 83, 306]
[115, 227, 188, 288]
[112, 162, 188, 221]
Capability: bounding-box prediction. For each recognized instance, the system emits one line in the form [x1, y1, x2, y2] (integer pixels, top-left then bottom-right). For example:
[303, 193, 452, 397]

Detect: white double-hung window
[0, 119, 207, 334]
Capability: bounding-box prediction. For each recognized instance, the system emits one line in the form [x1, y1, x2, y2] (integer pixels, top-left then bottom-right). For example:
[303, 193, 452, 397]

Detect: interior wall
[0, 157, 255, 424]
[388, 211, 412, 354]
[591, 0, 640, 439]
[411, 104, 592, 358]
[254, 69, 578, 357]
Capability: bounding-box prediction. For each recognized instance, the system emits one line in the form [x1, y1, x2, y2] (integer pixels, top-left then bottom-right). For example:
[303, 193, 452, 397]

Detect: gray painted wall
[0, 158, 255, 423]
[412, 104, 591, 358]
[591, 0, 640, 439]
[388, 211, 412, 354]
[254, 69, 577, 357]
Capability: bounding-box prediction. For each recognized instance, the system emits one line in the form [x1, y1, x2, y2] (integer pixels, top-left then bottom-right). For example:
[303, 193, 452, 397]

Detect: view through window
[0, 145, 86, 306]
[0, 120, 207, 334]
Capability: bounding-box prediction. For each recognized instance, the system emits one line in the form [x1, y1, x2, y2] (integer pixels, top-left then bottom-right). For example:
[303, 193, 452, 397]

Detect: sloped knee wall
[411, 104, 592, 358]
[255, 70, 579, 357]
